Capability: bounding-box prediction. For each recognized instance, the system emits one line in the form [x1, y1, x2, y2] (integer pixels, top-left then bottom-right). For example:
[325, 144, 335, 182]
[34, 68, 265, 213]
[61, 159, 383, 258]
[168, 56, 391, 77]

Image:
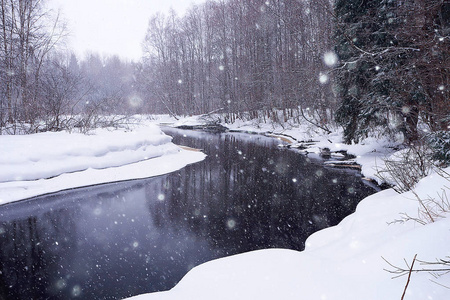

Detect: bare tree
[39, 53, 84, 131]
[0, 0, 67, 133]
[139, 0, 336, 125]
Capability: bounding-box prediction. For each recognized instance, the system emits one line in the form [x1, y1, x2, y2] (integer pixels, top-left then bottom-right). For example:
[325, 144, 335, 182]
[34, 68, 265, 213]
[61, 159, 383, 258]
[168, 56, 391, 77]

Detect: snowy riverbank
[127, 115, 450, 300]
[129, 168, 450, 300]
[1, 115, 448, 299]
[0, 122, 206, 204]
[172, 114, 397, 182]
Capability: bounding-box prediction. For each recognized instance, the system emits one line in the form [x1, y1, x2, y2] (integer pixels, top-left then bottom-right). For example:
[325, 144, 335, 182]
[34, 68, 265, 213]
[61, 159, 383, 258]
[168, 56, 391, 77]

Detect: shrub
[377, 144, 435, 193]
[427, 131, 450, 165]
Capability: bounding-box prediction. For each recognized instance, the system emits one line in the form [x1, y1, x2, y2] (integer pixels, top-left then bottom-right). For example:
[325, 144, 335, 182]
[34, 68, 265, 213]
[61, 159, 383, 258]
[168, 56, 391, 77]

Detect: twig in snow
[401, 254, 417, 300]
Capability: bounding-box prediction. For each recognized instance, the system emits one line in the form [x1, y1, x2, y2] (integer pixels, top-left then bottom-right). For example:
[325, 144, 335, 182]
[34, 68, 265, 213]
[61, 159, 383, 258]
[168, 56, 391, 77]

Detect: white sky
[49, 0, 204, 62]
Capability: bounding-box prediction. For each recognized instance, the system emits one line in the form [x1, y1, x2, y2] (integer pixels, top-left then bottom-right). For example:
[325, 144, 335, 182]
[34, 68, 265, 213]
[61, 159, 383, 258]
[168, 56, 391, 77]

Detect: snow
[2, 114, 448, 299]
[128, 167, 450, 300]
[124, 115, 450, 300]
[0, 122, 206, 204]
[209, 116, 399, 184]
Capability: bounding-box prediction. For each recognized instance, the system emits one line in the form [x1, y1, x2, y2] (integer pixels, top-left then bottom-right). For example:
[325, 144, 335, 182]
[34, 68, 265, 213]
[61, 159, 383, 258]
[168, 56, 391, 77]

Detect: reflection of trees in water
[0, 207, 78, 299]
[148, 132, 374, 256]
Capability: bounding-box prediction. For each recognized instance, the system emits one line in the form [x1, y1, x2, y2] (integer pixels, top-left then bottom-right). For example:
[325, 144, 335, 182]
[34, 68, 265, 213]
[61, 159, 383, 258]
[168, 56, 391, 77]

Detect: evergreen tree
[334, 0, 449, 144]
[334, 0, 398, 143]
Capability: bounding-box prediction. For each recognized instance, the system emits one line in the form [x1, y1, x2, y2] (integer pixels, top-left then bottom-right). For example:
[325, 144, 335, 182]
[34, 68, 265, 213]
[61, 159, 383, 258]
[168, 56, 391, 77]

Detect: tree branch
[401, 254, 417, 300]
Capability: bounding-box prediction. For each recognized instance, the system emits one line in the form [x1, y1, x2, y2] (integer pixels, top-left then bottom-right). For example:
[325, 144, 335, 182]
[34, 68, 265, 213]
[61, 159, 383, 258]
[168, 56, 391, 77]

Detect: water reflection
[0, 129, 377, 299]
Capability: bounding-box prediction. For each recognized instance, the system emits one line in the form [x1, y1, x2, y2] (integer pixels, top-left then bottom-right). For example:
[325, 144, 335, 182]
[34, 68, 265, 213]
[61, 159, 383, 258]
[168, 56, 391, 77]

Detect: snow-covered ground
[126, 115, 450, 300]
[129, 169, 450, 300]
[171, 114, 396, 182]
[1, 114, 448, 299]
[0, 121, 206, 204]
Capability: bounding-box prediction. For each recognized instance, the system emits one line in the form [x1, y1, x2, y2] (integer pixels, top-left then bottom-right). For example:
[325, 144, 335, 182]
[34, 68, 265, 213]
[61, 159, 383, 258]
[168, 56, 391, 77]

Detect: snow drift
[0, 123, 206, 204]
[128, 168, 450, 300]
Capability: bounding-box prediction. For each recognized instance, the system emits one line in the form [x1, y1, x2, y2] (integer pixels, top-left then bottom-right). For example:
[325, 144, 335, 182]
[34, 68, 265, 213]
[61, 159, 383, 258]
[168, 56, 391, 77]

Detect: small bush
[377, 144, 435, 193]
[427, 131, 450, 165]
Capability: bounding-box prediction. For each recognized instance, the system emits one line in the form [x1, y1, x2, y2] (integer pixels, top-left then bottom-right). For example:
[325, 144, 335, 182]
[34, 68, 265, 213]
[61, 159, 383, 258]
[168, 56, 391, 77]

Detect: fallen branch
[401, 254, 417, 300]
[383, 255, 450, 278]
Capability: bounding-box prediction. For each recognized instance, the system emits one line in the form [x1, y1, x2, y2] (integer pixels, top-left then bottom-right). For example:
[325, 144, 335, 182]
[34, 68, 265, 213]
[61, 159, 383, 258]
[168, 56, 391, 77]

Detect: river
[0, 128, 377, 299]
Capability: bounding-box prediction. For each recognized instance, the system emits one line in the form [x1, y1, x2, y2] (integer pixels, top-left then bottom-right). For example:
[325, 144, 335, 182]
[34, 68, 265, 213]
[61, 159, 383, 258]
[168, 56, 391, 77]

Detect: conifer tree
[334, 0, 397, 143]
[334, 0, 449, 144]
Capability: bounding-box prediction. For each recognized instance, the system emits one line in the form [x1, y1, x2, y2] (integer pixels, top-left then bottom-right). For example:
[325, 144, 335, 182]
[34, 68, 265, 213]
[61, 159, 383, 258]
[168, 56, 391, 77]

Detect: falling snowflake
[128, 96, 143, 108]
[71, 285, 82, 297]
[401, 106, 411, 114]
[55, 279, 67, 290]
[227, 219, 236, 229]
[319, 73, 329, 84]
[323, 51, 338, 67]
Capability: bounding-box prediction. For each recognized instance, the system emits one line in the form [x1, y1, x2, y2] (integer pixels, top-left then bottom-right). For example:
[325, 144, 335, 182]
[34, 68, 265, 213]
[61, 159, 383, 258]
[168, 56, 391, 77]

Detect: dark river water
[0, 128, 377, 300]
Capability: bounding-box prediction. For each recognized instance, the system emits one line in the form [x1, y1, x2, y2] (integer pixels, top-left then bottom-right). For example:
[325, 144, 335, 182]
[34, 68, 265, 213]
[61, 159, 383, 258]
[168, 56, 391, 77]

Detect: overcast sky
[49, 0, 203, 62]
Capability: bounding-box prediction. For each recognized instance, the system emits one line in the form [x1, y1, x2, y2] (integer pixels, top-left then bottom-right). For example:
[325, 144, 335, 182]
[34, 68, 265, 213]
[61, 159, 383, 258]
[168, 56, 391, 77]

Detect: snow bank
[0, 126, 175, 182]
[0, 123, 206, 204]
[128, 168, 450, 300]
[4, 114, 447, 299]
[221, 116, 399, 183]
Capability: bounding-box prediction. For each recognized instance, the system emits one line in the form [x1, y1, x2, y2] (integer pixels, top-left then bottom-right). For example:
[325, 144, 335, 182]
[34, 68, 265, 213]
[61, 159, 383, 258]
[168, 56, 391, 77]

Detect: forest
[0, 0, 448, 152]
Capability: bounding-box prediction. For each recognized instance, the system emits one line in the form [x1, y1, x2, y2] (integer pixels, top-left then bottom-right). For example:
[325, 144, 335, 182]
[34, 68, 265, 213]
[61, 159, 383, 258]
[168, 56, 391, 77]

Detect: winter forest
[1, 1, 450, 299]
[0, 0, 448, 147]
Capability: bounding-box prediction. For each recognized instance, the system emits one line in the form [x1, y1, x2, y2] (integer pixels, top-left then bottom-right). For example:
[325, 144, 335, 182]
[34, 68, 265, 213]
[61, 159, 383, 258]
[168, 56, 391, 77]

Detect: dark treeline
[138, 0, 336, 123]
[334, 0, 449, 144]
